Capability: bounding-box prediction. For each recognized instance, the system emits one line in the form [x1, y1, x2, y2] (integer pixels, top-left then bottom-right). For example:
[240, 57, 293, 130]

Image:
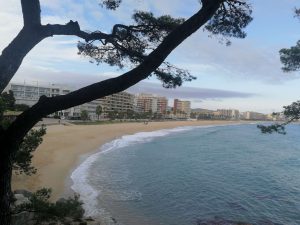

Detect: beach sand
[12, 120, 240, 200]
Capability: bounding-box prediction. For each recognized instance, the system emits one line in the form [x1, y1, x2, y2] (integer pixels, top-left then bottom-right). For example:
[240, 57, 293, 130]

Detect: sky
[1, 0, 300, 113]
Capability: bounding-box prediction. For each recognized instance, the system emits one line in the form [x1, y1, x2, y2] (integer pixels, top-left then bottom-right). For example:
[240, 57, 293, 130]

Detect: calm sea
[71, 124, 300, 225]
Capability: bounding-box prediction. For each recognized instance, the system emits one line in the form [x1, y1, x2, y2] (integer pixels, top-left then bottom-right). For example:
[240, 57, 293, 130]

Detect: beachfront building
[4, 82, 74, 118]
[4, 82, 104, 120]
[217, 109, 240, 120]
[242, 111, 266, 120]
[49, 91, 134, 121]
[69, 99, 103, 120]
[173, 99, 191, 118]
[190, 108, 215, 120]
[4, 82, 71, 106]
[135, 93, 168, 114]
[97, 91, 135, 115]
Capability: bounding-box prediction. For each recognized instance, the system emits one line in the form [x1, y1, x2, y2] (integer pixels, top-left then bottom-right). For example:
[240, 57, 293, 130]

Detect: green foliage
[80, 110, 89, 121]
[0, 90, 16, 121]
[15, 188, 84, 223]
[279, 7, 300, 72]
[280, 40, 300, 72]
[14, 104, 30, 112]
[0, 91, 47, 175]
[132, 11, 185, 44]
[258, 101, 300, 134]
[257, 124, 286, 135]
[96, 105, 102, 118]
[1, 90, 15, 111]
[283, 100, 300, 119]
[13, 126, 47, 175]
[204, 0, 252, 45]
[79, 1, 252, 88]
[296, 8, 300, 18]
[100, 0, 121, 10]
[107, 110, 118, 120]
[77, 10, 191, 88]
[0, 97, 5, 120]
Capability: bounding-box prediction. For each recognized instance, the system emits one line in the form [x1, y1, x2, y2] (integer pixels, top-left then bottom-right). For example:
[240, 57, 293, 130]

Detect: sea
[70, 124, 300, 225]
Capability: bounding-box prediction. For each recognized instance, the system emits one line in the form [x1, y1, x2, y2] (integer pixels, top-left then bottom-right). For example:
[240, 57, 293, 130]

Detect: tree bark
[0, 133, 13, 225]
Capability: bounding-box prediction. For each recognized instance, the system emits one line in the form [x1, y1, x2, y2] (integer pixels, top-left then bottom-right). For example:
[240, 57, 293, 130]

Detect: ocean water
[71, 124, 300, 225]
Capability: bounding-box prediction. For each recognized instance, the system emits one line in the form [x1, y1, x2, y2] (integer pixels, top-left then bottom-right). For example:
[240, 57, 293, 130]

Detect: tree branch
[0, 21, 109, 93]
[0, 28, 47, 93]
[21, 0, 41, 27]
[4, 0, 222, 153]
[0, 18, 114, 93]
[42, 22, 111, 42]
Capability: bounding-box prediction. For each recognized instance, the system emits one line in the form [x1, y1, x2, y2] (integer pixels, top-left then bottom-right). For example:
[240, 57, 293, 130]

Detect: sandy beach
[12, 120, 240, 200]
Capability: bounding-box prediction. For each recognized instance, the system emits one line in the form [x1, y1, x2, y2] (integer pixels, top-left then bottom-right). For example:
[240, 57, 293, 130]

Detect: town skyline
[5, 81, 276, 119]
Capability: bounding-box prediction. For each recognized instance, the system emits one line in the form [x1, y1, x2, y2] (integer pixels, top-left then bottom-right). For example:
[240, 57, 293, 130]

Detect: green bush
[15, 188, 84, 223]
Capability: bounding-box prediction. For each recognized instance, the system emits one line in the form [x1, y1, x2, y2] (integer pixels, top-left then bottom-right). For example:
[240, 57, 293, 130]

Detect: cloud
[10, 65, 254, 102]
[11, 66, 116, 88]
[171, 33, 300, 84]
[0, 2, 23, 51]
[128, 82, 255, 100]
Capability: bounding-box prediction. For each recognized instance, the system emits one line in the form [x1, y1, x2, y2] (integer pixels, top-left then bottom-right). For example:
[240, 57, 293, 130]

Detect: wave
[70, 123, 242, 220]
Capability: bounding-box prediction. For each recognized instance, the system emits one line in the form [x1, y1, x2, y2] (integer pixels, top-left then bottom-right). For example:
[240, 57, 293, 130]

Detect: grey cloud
[12, 66, 116, 88]
[12, 66, 255, 100]
[128, 82, 255, 100]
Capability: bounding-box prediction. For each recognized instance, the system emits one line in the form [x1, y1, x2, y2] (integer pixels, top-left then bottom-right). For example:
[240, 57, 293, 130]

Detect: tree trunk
[0, 135, 13, 225]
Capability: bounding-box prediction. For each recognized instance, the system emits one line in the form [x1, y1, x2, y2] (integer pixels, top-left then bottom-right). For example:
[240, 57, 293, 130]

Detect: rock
[62, 217, 73, 225]
[11, 211, 35, 225]
[13, 189, 33, 198]
[85, 217, 94, 221]
[14, 194, 31, 206]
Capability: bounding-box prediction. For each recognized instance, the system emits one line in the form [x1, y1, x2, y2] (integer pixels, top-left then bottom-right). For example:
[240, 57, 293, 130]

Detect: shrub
[14, 188, 84, 223]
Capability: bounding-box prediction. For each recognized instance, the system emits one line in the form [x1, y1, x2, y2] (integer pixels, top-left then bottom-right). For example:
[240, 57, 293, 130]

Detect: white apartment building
[4, 82, 71, 106]
[217, 109, 240, 120]
[242, 111, 266, 120]
[4, 82, 135, 120]
[4, 82, 75, 118]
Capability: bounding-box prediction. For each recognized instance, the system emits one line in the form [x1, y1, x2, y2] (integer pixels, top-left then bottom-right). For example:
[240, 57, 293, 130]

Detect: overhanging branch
[5, 0, 222, 151]
[43, 22, 111, 42]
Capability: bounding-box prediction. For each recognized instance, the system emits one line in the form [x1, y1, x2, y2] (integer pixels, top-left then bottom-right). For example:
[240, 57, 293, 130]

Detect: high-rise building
[173, 99, 191, 116]
[97, 91, 135, 113]
[135, 93, 168, 114]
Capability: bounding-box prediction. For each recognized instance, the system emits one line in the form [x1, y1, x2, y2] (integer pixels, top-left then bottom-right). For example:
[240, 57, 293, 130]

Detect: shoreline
[12, 120, 248, 200]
